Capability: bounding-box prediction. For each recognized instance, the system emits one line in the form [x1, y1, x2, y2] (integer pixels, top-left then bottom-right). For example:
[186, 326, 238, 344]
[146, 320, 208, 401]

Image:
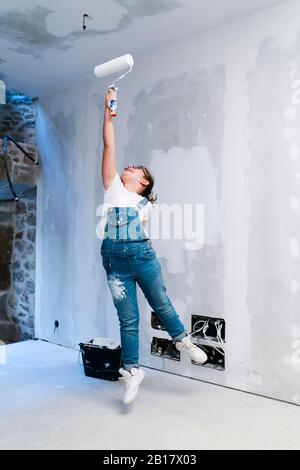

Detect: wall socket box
[191, 315, 225, 342]
[151, 311, 166, 331]
[192, 344, 225, 371]
[151, 337, 180, 361]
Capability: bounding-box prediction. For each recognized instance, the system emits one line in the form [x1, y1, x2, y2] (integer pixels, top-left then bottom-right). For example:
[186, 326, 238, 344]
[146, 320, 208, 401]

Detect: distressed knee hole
[107, 275, 126, 300]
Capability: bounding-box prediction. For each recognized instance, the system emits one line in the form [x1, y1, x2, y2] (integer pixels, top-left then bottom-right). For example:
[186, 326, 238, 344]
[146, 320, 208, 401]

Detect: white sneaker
[175, 335, 208, 364]
[119, 367, 145, 405]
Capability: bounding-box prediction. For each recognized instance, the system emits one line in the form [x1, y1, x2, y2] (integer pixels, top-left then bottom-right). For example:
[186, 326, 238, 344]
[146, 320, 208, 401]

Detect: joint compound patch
[107, 275, 126, 300]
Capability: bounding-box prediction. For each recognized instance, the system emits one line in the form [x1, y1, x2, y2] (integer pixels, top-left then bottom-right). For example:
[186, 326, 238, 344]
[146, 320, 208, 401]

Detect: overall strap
[137, 197, 149, 210]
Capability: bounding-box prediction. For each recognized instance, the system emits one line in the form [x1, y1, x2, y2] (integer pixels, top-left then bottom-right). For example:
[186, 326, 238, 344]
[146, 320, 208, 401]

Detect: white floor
[0, 340, 300, 450]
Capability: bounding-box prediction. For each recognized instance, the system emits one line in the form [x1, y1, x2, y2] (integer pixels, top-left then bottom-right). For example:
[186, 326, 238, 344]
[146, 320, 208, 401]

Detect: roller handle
[109, 86, 118, 117]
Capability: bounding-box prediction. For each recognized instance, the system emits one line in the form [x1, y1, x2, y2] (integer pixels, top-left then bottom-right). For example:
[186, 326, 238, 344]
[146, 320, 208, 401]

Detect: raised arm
[102, 89, 117, 190]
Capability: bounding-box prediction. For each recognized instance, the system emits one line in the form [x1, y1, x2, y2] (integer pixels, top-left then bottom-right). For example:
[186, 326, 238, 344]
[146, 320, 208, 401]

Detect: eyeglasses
[126, 165, 147, 177]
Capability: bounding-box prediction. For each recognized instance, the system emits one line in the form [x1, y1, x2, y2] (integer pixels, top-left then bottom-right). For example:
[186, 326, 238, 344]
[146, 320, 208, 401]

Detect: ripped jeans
[100, 238, 188, 371]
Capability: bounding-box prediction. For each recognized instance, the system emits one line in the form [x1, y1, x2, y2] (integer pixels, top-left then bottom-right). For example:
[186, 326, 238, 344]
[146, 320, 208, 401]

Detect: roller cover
[94, 54, 134, 78]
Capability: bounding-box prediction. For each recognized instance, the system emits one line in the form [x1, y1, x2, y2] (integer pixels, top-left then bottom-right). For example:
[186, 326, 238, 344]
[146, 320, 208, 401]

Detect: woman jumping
[100, 88, 208, 405]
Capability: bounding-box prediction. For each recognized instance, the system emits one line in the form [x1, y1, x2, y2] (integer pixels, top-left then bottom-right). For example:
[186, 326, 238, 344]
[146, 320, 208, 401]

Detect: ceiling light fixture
[83, 13, 93, 31]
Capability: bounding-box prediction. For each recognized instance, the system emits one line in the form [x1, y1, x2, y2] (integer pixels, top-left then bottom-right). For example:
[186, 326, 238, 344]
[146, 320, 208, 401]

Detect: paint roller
[94, 54, 134, 117]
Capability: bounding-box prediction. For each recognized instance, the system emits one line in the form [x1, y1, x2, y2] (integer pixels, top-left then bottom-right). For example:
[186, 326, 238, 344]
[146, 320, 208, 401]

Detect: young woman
[100, 88, 207, 405]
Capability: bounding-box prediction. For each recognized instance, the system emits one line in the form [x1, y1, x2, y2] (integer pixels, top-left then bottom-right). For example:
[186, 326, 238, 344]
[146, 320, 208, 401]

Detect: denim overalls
[103, 197, 150, 261]
[100, 199, 187, 371]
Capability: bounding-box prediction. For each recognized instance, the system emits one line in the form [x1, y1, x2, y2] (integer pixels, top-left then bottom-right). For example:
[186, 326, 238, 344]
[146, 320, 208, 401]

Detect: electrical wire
[189, 319, 224, 354]
[189, 318, 261, 375]
[201, 321, 225, 355]
[189, 319, 206, 336]
[214, 322, 261, 376]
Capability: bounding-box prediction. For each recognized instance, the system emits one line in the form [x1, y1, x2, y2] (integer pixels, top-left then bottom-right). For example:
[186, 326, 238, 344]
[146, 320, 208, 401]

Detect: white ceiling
[0, 0, 289, 98]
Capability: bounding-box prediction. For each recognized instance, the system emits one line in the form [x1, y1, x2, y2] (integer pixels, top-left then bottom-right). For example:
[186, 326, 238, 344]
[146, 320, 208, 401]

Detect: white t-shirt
[97, 172, 152, 240]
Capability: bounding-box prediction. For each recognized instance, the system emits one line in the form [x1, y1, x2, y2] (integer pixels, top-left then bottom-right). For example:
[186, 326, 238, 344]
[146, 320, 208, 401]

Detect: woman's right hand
[105, 88, 117, 111]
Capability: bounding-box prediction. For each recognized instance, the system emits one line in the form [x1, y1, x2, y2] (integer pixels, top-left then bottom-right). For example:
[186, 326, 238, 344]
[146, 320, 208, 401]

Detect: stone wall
[0, 94, 38, 343]
[2, 139, 39, 186]
[7, 191, 37, 341]
[0, 202, 21, 343]
[0, 101, 37, 146]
